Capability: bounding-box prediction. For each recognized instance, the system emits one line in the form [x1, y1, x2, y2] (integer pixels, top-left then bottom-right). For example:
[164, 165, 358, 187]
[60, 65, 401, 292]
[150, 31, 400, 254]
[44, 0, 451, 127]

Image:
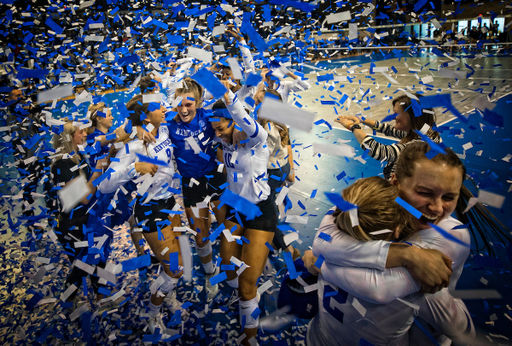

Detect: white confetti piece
[396, 298, 420, 310]
[325, 11, 351, 24]
[478, 190, 505, 209]
[259, 97, 315, 133]
[275, 186, 289, 206]
[313, 142, 355, 158]
[352, 298, 367, 317]
[142, 93, 162, 103]
[70, 303, 89, 321]
[283, 231, 299, 246]
[57, 175, 90, 213]
[38, 84, 73, 104]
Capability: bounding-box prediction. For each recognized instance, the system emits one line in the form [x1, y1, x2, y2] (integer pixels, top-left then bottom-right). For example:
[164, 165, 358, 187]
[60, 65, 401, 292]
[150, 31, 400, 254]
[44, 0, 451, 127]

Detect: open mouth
[419, 214, 440, 225]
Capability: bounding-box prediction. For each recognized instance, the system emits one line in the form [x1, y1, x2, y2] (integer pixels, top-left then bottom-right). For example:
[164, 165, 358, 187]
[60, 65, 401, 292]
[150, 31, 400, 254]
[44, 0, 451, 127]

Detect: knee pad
[226, 277, 238, 289]
[195, 241, 212, 257]
[159, 271, 179, 295]
[240, 297, 260, 329]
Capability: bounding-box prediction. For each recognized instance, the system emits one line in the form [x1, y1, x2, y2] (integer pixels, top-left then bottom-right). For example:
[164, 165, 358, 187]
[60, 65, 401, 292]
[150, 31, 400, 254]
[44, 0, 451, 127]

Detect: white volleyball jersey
[308, 212, 472, 346]
[99, 126, 177, 201]
[221, 91, 270, 204]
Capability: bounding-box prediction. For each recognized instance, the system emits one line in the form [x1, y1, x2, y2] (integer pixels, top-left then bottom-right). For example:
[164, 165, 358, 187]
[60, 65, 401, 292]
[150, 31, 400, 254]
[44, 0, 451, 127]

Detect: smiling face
[392, 158, 463, 230]
[175, 92, 198, 123]
[145, 104, 166, 129]
[72, 128, 86, 147]
[393, 103, 412, 132]
[211, 118, 234, 144]
[96, 108, 114, 129]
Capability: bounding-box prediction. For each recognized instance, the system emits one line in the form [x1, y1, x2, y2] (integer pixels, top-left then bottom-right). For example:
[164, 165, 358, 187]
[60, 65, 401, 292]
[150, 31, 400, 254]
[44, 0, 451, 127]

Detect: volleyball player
[98, 95, 183, 338]
[210, 84, 277, 346]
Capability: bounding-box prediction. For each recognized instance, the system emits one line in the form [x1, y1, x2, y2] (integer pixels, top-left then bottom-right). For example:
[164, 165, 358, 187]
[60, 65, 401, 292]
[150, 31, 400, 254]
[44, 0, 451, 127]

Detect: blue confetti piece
[284, 251, 298, 279]
[314, 254, 325, 269]
[191, 68, 227, 100]
[45, 17, 63, 34]
[428, 222, 471, 248]
[241, 13, 268, 52]
[209, 271, 227, 286]
[336, 171, 347, 181]
[318, 232, 332, 242]
[209, 223, 225, 242]
[310, 189, 317, 198]
[395, 197, 422, 219]
[219, 189, 262, 220]
[265, 242, 275, 252]
[122, 254, 151, 271]
[325, 192, 357, 211]
[251, 307, 262, 319]
[246, 73, 263, 87]
[135, 153, 169, 167]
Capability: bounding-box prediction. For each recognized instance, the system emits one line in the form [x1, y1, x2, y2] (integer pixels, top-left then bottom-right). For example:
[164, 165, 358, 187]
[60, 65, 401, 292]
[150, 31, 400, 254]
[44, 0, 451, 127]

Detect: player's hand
[303, 250, 321, 276]
[135, 162, 158, 176]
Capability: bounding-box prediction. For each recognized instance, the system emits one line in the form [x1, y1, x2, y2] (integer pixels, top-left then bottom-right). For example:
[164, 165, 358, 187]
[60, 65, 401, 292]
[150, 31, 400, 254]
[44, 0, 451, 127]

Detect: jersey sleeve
[224, 90, 267, 146]
[320, 262, 421, 304]
[239, 40, 255, 74]
[316, 217, 470, 305]
[407, 218, 471, 290]
[414, 289, 475, 343]
[312, 213, 390, 271]
[98, 143, 139, 194]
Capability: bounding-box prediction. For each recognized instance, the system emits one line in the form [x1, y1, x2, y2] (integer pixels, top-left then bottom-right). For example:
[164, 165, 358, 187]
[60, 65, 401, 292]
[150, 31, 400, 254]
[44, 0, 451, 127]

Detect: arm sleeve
[224, 90, 267, 146]
[98, 145, 139, 194]
[320, 262, 421, 304]
[239, 40, 255, 74]
[312, 215, 390, 271]
[360, 136, 407, 163]
[415, 290, 475, 343]
[373, 120, 408, 139]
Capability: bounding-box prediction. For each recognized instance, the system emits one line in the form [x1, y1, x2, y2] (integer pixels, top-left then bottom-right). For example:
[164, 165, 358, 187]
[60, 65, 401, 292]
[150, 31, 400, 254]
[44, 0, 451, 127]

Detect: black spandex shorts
[224, 197, 277, 233]
[133, 197, 176, 233]
[181, 168, 227, 208]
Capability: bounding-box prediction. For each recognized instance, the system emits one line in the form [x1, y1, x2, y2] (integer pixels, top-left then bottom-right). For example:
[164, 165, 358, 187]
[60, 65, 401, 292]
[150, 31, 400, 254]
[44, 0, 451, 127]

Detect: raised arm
[223, 89, 267, 146]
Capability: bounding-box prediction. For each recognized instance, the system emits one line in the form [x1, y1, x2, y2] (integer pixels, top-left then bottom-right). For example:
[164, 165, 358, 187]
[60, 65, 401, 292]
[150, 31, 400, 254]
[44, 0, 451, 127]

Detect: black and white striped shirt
[361, 121, 442, 180]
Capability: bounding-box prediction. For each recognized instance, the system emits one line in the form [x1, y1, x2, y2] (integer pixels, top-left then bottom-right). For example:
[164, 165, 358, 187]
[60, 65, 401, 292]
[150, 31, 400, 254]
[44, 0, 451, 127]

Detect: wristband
[350, 124, 362, 132]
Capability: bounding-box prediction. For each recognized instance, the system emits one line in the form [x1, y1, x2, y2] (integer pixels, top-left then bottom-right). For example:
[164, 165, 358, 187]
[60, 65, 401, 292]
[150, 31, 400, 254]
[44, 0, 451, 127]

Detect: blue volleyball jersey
[86, 128, 111, 169]
[166, 108, 218, 178]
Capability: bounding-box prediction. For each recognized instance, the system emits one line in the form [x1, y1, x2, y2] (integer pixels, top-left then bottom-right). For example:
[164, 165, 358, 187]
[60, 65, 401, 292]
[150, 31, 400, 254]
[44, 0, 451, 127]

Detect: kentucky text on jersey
[153, 137, 172, 153]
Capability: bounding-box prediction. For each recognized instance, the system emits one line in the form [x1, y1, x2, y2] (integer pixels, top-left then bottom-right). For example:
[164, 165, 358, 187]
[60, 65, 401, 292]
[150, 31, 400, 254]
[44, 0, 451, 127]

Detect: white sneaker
[147, 315, 178, 338]
[163, 291, 182, 314]
[204, 266, 220, 301]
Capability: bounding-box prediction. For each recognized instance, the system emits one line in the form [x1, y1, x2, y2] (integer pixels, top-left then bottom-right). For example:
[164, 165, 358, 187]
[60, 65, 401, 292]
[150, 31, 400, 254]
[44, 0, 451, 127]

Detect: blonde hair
[332, 176, 413, 241]
[86, 102, 106, 135]
[174, 77, 203, 107]
[52, 121, 81, 165]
